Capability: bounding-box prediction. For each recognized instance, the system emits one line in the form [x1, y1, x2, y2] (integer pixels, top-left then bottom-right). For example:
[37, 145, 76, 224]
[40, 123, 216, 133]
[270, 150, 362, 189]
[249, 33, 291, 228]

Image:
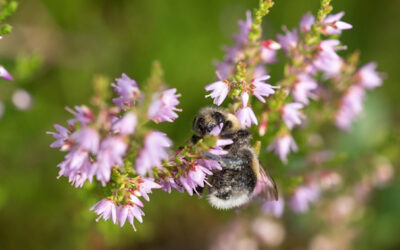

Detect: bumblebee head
[192, 107, 226, 136]
[192, 107, 244, 137]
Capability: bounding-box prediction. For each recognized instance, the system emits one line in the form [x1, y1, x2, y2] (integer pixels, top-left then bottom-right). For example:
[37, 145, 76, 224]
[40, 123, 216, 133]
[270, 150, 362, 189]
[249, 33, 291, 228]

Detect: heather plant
[47, 0, 392, 247]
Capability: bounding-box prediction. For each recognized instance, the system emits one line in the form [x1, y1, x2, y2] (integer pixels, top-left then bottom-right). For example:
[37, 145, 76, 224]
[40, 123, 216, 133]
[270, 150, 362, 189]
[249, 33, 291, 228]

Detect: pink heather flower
[197, 159, 222, 171]
[47, 124, 70, 150]
[70, 127, 100, 153]
[57, 149, 93, 188]
[282, 103, 305, 129]
[262, 197, 285, 218]
[277, 28, 298, 53]
[158, 177, 184, 193]
[236, 106, 258, 128]
[300, 12, 315, 32]
[335, 85, 365, 130]
[313, 40, 343, 78]
[112, 73, 140, 110]
[148, 88, 182, 123]
[138, 178, 161, 201]
[313, 54, 343, 78]
[356, 62, 382, 89]
[292, 74, 318, 105]
[260, 40, 281, 63]
[268, 134, 298, 164]
[290, 185, 320, 213]
[135, 131, 172, 176]
[241, 91, 250, 107]
[178, 163, 212, 196]
[66, 105, 95, 126]
[93, 136, 127, 184]
[90, 199, 118, 224]
[235, 11, 252, 46]
[55, 127, 100, 187]
[0, 66, 13, 81]
[116, 204, 144, 231]
[205, 79, 230, 106]
[90, 199, 144, 231]
[251, 75, 279, 103]
[112, 112, 137, 135]
[319, 39, 342, 56]
[208, 138, 233, 156]
[322, 12, 352, 35]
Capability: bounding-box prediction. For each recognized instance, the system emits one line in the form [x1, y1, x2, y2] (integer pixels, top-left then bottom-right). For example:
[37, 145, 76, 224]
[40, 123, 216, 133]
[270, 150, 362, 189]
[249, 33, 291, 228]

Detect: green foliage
[0, 0, 17, 36]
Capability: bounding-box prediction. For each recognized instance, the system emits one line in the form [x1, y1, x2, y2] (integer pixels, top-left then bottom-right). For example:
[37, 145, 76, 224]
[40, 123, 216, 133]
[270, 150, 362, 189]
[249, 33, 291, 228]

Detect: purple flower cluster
[48, 106, 128, 187]
[49, 73, 182, 188]
[90, 177, 160, 230]
[335, 63, 382, 130]
[48, 73, 184, 230]
[276, 12, 352, 97]
[265, 11, 381, 162]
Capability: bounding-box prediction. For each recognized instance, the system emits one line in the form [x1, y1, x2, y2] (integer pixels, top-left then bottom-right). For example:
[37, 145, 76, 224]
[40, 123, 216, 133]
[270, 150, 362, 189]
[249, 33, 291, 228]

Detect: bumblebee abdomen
[208, 167, 257, 209]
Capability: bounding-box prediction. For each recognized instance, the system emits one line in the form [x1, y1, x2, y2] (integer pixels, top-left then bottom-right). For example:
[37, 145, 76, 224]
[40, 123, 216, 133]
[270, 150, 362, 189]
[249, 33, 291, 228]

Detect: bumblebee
[192, 107, 278, 209]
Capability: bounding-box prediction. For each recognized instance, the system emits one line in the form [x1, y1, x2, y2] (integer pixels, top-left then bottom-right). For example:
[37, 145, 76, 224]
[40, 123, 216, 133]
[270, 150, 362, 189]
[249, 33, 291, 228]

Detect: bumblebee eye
[212, 112, 225, 125]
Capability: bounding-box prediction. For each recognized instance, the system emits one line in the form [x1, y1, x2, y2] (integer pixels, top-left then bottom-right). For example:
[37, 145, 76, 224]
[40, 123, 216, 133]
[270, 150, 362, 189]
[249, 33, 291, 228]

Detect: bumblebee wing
[252, 164, 278, 201]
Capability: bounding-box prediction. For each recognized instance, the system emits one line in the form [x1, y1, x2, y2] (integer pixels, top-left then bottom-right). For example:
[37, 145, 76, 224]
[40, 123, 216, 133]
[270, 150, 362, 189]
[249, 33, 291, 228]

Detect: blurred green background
[0, 0, 399, 249]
